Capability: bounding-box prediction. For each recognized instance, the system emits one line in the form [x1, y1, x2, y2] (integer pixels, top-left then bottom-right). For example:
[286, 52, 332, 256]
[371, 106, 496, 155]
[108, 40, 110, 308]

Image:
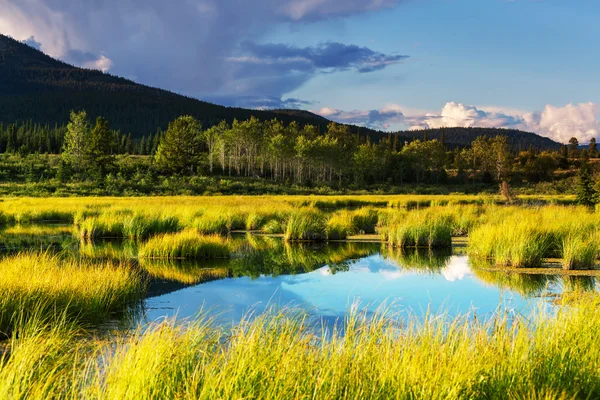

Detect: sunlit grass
[468, 206, 600, 268]
[138, 230, 231, 259]
[0, 252, 144, 334]
[284, 209, 327, 242]
[1, 296, 600, 398]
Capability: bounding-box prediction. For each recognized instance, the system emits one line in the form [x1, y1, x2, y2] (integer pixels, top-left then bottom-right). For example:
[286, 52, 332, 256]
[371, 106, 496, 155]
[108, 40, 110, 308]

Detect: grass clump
[326, 211, 356, 240]
[0, 253, 144, 334]
[469, 218, 553, 268]
[77, 213, 180, 240]
[385, 209, 453, 248]
[138, 230, 231, 259]
[284, 209, 327, 242]
[561, 229, 600, 270]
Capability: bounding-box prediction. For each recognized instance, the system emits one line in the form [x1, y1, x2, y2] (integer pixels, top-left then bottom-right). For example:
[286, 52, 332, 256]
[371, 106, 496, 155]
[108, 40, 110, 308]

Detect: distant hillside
[399, 127, 562, 151]
[0, 34, 341, 136]
[0, 34, 563, 151]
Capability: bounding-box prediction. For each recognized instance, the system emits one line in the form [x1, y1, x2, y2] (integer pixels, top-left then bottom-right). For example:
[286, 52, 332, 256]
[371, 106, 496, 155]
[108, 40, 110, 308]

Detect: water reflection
[1, 226, 599, 328]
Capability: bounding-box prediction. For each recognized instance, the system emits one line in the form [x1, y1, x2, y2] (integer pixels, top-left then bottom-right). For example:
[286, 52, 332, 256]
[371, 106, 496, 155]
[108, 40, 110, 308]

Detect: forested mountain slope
[0, 34, 337, 136]
[0, 34, 563, 150]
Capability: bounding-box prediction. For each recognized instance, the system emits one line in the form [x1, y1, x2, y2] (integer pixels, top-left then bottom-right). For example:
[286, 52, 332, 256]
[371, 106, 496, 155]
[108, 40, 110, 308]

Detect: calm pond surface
[2, 226, 598, 327]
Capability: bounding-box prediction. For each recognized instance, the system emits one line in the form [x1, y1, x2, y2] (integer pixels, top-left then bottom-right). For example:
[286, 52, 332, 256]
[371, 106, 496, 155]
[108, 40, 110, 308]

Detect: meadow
[1, 193, 600, 399]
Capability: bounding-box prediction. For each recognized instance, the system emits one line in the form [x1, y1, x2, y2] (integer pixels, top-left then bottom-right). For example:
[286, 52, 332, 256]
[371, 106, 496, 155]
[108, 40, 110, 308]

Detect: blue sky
[1, 0, 599, 142]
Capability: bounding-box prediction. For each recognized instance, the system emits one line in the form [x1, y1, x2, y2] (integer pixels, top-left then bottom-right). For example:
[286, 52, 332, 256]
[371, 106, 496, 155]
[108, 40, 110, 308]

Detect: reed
[0, 253, 144, 334]
[138, 230, 231, 259]
[284, 209, 327, 242]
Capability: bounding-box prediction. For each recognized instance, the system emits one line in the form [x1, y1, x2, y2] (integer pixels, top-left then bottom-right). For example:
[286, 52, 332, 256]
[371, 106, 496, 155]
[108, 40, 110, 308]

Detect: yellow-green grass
[284, 209, 327, 242]
[384, 208, 454, 248]
[138, 230, 231, 259]
[0, 194, 570, 225]
[77, 213, 180, 240]
[0, 253, 144, 334]
[326, 210, 356, 240]
[3, 297, 600, 398]
[468, 206, 600, 268]
[2, 224, 72, 236]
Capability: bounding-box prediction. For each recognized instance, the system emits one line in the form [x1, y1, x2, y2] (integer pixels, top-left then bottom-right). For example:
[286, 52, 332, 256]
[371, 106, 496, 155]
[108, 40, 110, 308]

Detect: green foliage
[577, 163, 596, 207]
[61, 110, 89, 171]
[155, 116, 203, 174]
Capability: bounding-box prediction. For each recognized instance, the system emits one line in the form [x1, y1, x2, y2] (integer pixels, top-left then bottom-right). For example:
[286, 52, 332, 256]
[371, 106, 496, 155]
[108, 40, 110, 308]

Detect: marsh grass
[284, 209, 327, 242]
[0, 253, 144, 334]
[326, 211, 356, 240]
[561, 228, 600, 270]
[385, 209, 453, 248]
[77, 213, 180, 240]
[138, 230, 231, 259]
[469, 207, 600, 268]
[3, 298, 600, 399]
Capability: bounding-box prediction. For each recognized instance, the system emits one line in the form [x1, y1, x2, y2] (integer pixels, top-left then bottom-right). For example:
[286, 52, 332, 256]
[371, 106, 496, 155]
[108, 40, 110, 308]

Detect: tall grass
[469, 206, 600, 268]
[77, 213, 180, 240]
[138, 230, 231, 259]
[0, 253, 144, 334]
[326, 210, 356, 240]
[284, 209, 327, 242]
[384, 209, 453, 248]
[561, 229, 600, 270]
[3, 298, 600, 398]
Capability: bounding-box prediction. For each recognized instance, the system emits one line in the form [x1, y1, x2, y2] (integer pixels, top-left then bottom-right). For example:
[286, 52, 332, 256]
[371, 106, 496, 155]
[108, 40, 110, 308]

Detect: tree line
[54, 112, 590, 187]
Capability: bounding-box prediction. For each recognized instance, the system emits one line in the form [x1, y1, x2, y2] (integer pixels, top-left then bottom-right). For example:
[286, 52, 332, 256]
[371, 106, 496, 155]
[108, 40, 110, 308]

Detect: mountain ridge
[0, 33, 563, 151]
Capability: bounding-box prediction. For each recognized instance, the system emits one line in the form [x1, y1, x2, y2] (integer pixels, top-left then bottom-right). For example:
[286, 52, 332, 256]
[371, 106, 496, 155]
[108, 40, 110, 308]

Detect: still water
[2, 227, 595, 327]
[142, 239, 592, 326]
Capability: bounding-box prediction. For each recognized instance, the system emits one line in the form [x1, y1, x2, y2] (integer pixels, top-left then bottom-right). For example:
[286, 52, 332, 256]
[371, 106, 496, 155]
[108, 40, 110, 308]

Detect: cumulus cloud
[0, 0, 405, 105]
[315, 102, 600, 143]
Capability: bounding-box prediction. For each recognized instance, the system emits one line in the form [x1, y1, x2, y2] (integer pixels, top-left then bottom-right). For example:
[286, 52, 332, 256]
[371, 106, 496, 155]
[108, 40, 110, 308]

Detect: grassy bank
[0, 253, 144, 334]
[468, 206, 600, 269]
[2, 297, 600, 398]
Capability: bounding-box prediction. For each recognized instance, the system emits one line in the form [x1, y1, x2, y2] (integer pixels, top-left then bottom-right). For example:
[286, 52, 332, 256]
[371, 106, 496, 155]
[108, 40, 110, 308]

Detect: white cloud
[83, 55, 113, 73]
[315, 101, 600, 143]
[441, 256, 471, 282]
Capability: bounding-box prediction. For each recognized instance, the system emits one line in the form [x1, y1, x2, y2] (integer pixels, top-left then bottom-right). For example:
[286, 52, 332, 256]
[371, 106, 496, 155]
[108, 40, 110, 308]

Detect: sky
[1, 0, 599, 143]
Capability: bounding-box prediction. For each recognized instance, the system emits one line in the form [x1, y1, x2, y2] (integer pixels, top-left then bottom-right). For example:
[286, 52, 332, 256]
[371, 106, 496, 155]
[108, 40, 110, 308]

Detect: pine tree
[86, 117, 116, 176]
[568, 137, 579, 159]
[589, 138, 598, 158]
[577, 163, 596, 207]
[155, 116, 203, 174]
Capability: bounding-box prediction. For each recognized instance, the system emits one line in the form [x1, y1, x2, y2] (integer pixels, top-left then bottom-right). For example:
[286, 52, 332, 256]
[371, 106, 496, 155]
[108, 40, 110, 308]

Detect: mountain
[0, 34, 336, 136]
[0, 33, 563, 151]
[398, 127, 563, 151]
